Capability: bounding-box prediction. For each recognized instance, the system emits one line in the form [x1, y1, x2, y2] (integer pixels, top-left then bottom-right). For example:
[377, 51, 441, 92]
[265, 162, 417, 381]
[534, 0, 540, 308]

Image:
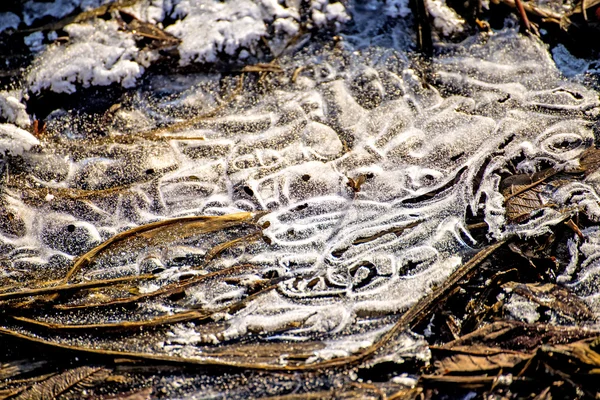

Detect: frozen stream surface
[1, 0, 600, 397]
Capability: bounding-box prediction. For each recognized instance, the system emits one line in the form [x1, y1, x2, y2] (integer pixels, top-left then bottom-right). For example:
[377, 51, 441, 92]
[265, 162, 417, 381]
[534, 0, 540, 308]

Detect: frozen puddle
[1, 1, 600, 393]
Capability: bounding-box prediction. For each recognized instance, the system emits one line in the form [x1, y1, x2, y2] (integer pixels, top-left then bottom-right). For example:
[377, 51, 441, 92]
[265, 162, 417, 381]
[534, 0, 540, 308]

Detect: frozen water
[3, 1, 600, 394]
[4, 24, 600, 368]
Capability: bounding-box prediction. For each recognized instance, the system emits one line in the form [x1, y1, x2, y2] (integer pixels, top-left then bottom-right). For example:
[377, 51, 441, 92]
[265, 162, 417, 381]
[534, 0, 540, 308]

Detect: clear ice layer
[2, 18, 600, 372]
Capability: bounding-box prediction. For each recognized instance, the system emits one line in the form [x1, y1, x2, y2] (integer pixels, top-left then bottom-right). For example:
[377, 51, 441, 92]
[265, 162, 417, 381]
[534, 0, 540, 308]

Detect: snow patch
[427, 0, 465, 36]
[27, 19, 144, 94]
[166, 0, 267, 65]
[0, 91, 31, 128]
[0, 124, 39, 156]
[552, 44, 591, 78]
[0, 12, 20, 33]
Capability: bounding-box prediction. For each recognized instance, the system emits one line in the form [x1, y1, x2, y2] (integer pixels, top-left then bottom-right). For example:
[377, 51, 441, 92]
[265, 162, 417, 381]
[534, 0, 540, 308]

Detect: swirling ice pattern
[3, 30, 600, 362]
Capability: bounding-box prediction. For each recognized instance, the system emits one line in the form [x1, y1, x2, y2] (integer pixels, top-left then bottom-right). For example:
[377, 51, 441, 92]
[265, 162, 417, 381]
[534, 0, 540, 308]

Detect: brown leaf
[347, 174, 368, 193]
[102, 387, 153, 400]
[14, 366, 111, 400]
[503, 282, 595, 322]
[441, 320, 599, 352]
[543, 338, 600, 369]
[579, 146, 600, 177]
[433, 346, 533, 374]
[119, 11, 180, 48]
[500, 168, 561, 222]
[0, 359, 46, 380]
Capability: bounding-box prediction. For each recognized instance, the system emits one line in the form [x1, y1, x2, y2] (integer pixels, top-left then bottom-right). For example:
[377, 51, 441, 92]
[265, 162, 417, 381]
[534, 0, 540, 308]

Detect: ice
[3, 1, 600, 391]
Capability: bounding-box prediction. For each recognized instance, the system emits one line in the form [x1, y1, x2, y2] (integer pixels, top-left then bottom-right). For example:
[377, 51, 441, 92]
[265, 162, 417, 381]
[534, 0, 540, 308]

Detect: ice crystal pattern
[2, 31, 600, 364]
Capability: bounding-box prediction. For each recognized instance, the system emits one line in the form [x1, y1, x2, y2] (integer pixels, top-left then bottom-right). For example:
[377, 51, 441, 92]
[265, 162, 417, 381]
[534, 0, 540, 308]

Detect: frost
[166, 0, 267, 65]
[552, 44, 591, 78]
[0, 12, 20, 33]
[0, 91, 30, 128]
[0, 123, 39, 156]
[427, 0, 466, 36]
[27, 19, 144, 93]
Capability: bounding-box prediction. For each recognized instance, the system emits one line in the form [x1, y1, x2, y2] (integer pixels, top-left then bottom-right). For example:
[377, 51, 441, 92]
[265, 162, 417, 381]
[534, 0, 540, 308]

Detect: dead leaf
[432, 346, 533, 374]
[102, 387, 152, 400]
[14, 366, 111, 400]
[347, 174, 368, 193]
[579, 146, 600, 177]
[542, 338, 600, 370]
[441, 320, 599, 352]
[242, 63, 283, 73]
[502, 282, 595, 322]
[118, 11, 180, 48]
[500, 168, 565, 222]
[0, 359, 46, 380]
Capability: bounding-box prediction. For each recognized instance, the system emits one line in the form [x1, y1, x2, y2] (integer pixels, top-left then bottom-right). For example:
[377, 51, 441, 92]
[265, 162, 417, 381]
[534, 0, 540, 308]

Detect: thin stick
[53, 263, 259, 311]
[0, 275, 155, 302]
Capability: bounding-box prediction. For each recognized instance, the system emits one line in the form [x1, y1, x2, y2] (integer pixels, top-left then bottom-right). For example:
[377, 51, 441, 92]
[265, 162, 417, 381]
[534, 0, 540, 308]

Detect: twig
[514, 0, 532, 32]
[0, 275, 155, 302]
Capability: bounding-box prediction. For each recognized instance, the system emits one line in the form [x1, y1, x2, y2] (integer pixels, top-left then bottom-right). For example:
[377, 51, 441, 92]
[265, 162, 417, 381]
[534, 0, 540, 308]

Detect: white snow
[427, 0, 465, 36]
[166, 0, 267, 65]
[27, 19, 144, 94]
[0, 91, 30, 128]
[23, 31, 45, 53]
[0, 12, 20, 33]
[0, 123, 39, 156]
[166, 0, 350, 65]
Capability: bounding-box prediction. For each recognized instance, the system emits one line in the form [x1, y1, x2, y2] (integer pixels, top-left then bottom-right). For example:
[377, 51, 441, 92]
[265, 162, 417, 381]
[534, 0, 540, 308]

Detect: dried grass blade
[63, 211, 264, 282]
[0, 275, 155, 303]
